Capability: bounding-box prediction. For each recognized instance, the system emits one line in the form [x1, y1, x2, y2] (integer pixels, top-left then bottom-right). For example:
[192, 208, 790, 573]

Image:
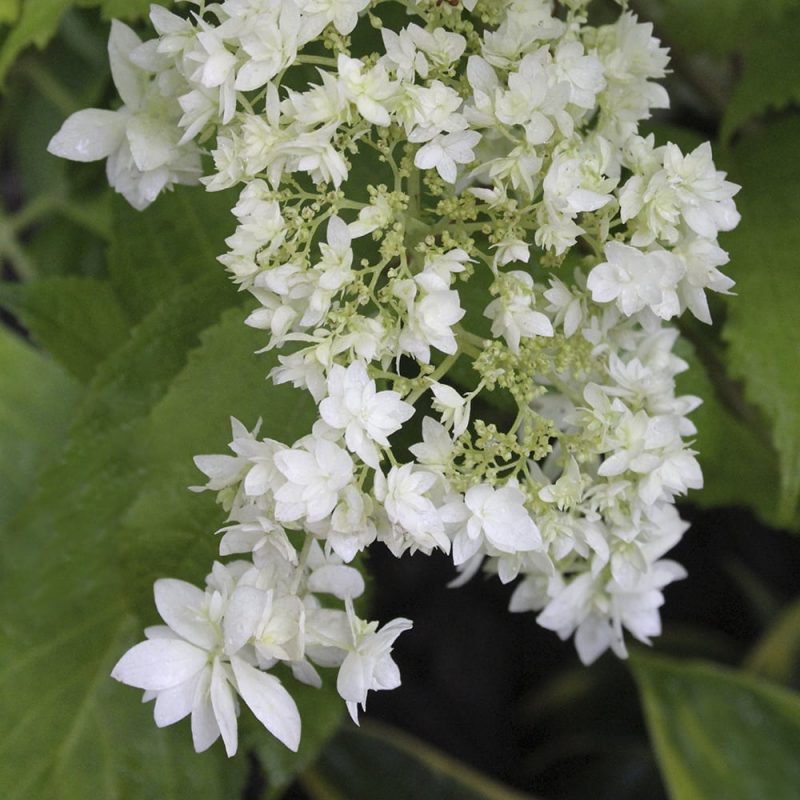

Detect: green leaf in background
[117, 305, 316, 608]
[0, 276, 129, 381]
[745, 597, 800, 689]
[0, 326, 80, 525]
[721, 116, 800, 526]
[87, 0, 164, 22]
[0, 0, 164, 86]
[720, 9, 800, 142]
[0, 0, 18, 26]
[632, 652, 800, 800]
[0, 188, 323, 799]
[674, 339, 781, 525]
[303, 721, 536, 800]
[0, 308, 248, 799]
[637, 0, 798, 57]
[107, 189, 238, 323]
[0, 0, 74, 85]
[251, 678, 344, 800]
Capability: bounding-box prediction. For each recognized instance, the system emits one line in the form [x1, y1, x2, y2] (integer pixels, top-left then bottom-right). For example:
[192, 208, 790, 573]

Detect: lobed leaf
[0, 326, 81, 524]
[674, 338, 781, 526]
[0, 276, 129, 381]
[720, 9, 800, 143]
[720, 117, 800, 526]
[0, 187, 323, 798]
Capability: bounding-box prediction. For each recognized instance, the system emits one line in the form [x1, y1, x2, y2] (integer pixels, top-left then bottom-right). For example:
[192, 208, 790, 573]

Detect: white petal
[153, 675, 199, 727]
[336, 652, 369, 705]
[575, 616, 615, 665]
[111, 639, 206, 691]
[452, 528, 482, 566]
[308, 565, 365, 599]
[211, 659, 239, 757]
[154, 578, 216, 650]
[190, 668, 220, 752]
[327, 215, 351, 252]
[47, 109, 125, 162]
[290, 659, 322, 688]
[126, 114, 174, 171]
[224, 586, 267, 655]
[436, 156, 457, 184]
[109, 20, 145, 109]
[231, 656, 301, 751]
[414, 142, 442, 170]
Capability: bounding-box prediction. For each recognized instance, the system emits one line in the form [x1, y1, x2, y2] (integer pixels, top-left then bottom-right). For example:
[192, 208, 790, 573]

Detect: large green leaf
[720, 9, 800, 142]
[638, 0, 797, 57]
[107, 188, 238, 323]
[117, 305, 316, 607]
[0, 326, 80, 524]
[632, 652, 800, 799]
[720, 117, 800, 526]
[0, 276, 129, 381]
[304, 721, 536, 800]
[0, 187, 320, 798]
[0, 302, 245, 799]
[674, 339, 781, 525]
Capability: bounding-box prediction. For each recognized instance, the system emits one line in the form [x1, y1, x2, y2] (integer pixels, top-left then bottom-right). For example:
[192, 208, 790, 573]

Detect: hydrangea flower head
[50, 0, 739, 756]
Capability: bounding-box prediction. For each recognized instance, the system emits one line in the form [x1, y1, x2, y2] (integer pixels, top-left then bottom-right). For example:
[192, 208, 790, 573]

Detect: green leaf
[0, 0, 19, 28]
[0, 0, 163, 86]
[0, 296, 320, 797]
[0, 326, 81, 524]
[674, 338, 781, 525]
[304, 721, 537, 800]
[640, 0, 798, 57]
[89, 0, 166, 21]
[721, 9, 800, 142]
[0, 612, 247, 800]
[0, 185, 321, 798]
[0, 185, 240, 385]
[107, 188, 238, 323]
[745, 598, 800, 688]
[251, 678, 344, 800]
[0, 0, 74, 85]
[0, 276, 130, 381]
[0, 325, 246, 798]
[117, 305, 316, 608]
[720, 116, 800, 526]
[632, 652, 800, 800]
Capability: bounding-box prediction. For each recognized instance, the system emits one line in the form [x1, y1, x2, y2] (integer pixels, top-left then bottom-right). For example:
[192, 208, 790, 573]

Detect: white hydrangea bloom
[337, 600, 413, 723]
[587, 242, 685, 319]
[48, 21, 202, 209]
[50, 0, 741, 755]
[320, 360, 413, 468]
[111, 574, 301, 755]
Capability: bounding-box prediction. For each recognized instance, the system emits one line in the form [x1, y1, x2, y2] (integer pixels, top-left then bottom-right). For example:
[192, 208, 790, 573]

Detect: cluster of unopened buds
[49, 0, 740, 757]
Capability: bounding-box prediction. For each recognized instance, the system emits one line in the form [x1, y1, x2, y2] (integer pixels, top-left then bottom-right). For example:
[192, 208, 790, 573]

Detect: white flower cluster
[49, 0, 740, 756]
